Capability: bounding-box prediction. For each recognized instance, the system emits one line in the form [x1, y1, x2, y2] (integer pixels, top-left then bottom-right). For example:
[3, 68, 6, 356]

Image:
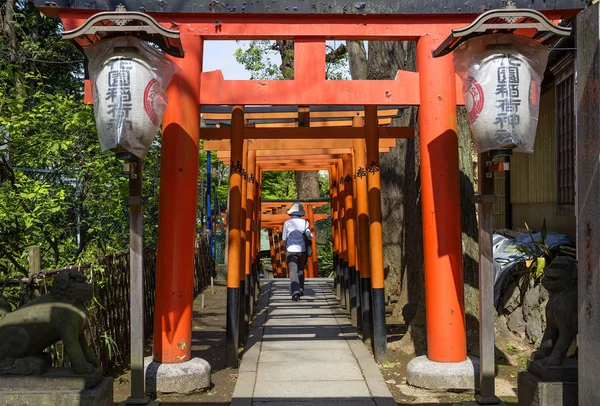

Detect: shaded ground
[113, 282, 238, 405]
[111, 282, 523, 405]
[379, 318, 520, 406]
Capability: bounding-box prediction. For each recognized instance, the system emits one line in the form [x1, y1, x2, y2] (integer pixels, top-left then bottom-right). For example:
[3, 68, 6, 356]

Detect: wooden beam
[257, 118, 392, 128]
[261, 213, 328, 223]
[56, 12, 572, 41]
[258, 165, 331, 171]
[215, 149, 389, 160]
[200, 126, 412, 140]
[200, 68, 468, 106]
[202, 108, 400, 121]
[205, 138, 397, 151]
[257, 155, 349, 161]
[261, 201, 328, 208]
[298, 105, 310, 128]
[201, 70, 424, 106]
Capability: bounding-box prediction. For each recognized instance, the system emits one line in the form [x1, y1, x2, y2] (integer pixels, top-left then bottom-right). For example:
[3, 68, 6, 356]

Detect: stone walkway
[232, 279, 396, 406]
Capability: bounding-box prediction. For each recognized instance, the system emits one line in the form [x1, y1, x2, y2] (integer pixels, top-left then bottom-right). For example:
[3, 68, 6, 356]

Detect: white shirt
[282, 216, 314, 253]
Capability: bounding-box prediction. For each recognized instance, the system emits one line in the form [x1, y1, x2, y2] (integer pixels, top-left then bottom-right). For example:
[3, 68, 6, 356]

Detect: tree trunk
[295, 171, 321, 200]
[276, 40, 295, 79]
[1, 0, 23, 96]
[347, 41, 368, 80]
[1, 0, 18, 59]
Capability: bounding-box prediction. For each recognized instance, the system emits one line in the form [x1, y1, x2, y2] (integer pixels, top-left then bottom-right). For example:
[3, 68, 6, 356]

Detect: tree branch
[325, 44, 348, 64]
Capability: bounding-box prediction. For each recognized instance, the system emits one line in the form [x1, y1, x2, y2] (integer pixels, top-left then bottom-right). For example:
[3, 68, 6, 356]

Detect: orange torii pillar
[278, 225, 287, 277]
[305, 214, 315, 278]
[268, 228, 277, 278]
[340, 159, 350, 311]
[238, 140, 249, 345]
[354, 136, 373, 347]
[330, 164, 341, 299]
[273, 208, 282, 277]
[225, 105, 245, 367]
[253, 170, 262, 301]
[307, 205, 318, 277]
[244, 149, 257, 335]
[278, 206, 288, 278]
[153, 35, 202, 369]
[406, 36, 467, 387]
[336, 160, 348, 309]
[365, 105, 386, 363]
[343, 154, 358, 326]
[351, 115, 362, 331]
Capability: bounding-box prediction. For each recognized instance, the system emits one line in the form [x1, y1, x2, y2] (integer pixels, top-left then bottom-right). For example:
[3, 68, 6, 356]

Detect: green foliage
[261, 171, 298, 200]
[234, 41, 288, 80]
[0, 4, 168, 277]
[101, 331, 121, 363]
[317, 241, 334, 277]
[317, 171, 331, 198]
[514, 220, 561, 283]
[234, 40, 349, 81]
[0, 78, 132, 273]
[325, 43, 350, 80]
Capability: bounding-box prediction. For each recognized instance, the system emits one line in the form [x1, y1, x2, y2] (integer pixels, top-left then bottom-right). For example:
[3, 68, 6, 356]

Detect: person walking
[282, 202, 313, 301]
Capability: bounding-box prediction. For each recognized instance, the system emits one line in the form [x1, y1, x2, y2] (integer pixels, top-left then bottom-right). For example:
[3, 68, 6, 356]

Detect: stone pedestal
[518, 359, 578, 406]
[0, 369, 113, 406]
[215, 264, 228, 281]
[144, 356, 211, 395]
[406, 355, 479, 390]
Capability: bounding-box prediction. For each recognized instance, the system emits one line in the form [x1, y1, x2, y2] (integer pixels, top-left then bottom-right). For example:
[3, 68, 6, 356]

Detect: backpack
[303, 220, 313, 257]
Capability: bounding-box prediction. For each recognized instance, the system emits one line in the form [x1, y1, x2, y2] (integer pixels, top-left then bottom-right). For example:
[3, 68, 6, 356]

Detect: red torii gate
[35, 0, 582, 397]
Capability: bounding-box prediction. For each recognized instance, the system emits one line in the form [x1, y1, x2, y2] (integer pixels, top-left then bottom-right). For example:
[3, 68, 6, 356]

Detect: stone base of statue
[518, 359, 577, 406]
[0, 368, 113, 406]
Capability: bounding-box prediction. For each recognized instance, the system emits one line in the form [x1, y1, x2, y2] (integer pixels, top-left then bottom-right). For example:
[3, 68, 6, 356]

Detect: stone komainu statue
[532, 256, 578, 366]
[0, 270, 101, 375]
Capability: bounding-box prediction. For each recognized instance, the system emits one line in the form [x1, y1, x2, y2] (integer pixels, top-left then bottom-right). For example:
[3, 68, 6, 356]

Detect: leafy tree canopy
[0, 3, 210, 276]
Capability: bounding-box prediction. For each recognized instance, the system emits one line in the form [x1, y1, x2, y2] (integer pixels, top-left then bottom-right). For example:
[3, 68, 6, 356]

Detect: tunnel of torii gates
[37, 0, 582, 369]
[216, 199, 330, 279]
[202, 109, 403, 364]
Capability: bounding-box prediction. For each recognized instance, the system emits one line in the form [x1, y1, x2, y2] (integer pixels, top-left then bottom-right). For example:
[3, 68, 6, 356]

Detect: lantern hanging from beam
[85, 36, 177, 158]
[454, 34, 550, 153]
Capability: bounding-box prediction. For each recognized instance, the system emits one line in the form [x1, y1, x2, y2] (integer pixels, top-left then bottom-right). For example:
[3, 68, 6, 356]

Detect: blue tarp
[493, 231, 572, 307]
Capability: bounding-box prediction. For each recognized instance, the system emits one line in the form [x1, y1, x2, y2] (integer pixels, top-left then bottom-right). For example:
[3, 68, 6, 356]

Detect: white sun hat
[287, 202, 306, 216]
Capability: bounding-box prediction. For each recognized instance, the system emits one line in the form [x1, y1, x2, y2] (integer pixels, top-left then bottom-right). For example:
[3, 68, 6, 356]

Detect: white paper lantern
[466, 51, 534, 152]
[85, 37, 175, 159]
[454, 35, 549, 154]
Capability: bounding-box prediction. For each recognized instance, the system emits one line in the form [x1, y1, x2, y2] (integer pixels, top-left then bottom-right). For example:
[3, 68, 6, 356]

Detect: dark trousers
[287, 251, 307, 295]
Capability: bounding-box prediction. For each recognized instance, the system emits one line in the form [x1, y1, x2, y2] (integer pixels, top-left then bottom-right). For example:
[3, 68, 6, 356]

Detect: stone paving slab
[253, 401, 375, 406]
[258, 348, 354, 363]
[256, 360, 364, 382]
[231, 279, 395, 406]
[260, 339, 351, 351]
[263, 318, 344, 327]
[253, 380, 371, 398]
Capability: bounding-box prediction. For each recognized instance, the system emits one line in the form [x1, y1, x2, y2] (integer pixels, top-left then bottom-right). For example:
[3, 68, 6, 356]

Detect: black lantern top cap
[62, 7, 184, 58]
[433, 8, 572, 58]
